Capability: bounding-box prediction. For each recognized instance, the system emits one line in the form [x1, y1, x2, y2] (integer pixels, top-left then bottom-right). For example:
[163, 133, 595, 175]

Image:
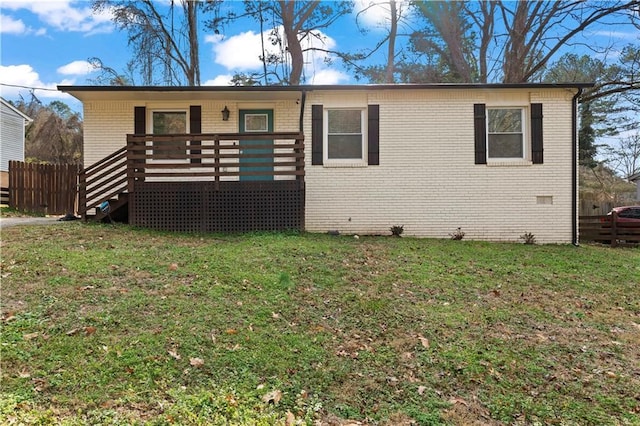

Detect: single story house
[1, 97, 32, 192]
[59, 83, 591, 244]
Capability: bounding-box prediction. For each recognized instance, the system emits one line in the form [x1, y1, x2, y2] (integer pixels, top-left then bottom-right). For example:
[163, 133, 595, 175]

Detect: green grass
[1, 223, 639, 425]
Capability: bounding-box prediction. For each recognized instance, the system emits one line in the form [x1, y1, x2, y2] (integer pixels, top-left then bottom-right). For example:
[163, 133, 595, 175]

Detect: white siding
[0, 103, 26, 172]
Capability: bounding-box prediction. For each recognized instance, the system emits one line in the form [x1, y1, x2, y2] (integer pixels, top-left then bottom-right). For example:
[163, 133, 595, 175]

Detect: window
[152, 110, 187, 158]
[326, 109, 365, 161]
[244, 113, 268, 132]
[487, 108, 524, 159]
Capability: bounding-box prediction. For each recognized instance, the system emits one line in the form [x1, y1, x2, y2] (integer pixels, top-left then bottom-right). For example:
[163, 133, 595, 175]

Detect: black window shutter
[134, 106, 146, 134]
[531, 103, 543, 164]
[474, 104, 487, 164]
[311, 104, 323, 165]
[190, 105, 202, 164]
[368, 105, 380, 165]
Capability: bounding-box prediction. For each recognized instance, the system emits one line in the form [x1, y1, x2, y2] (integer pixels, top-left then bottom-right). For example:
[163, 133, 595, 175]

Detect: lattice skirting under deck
[130, 181, 305, 233]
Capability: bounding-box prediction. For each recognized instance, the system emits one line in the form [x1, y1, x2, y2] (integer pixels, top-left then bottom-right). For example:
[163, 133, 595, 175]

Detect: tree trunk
[384, 0, 398, 83]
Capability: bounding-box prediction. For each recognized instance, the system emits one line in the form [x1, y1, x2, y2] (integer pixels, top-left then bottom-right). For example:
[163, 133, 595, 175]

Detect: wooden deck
[78, 132, 305, 232]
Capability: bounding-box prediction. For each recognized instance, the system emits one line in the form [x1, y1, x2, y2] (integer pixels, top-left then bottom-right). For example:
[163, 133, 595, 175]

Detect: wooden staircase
[78, 147, 129, 222]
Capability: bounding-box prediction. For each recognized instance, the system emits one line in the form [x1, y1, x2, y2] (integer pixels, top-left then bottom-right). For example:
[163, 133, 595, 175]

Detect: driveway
[0, 216, 68, 229]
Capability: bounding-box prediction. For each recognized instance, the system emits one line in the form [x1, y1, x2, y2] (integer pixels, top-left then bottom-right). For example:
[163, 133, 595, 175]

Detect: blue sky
[1, 1, 638, 113]
[0, 0, 395, 111]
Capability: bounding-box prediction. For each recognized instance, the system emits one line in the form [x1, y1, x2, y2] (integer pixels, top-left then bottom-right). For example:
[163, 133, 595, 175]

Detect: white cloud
[0, 13, 47, 35]
[307, 68, 349, 85]
[57, 60, 94, 76]
[1, 0, 113, 34]
[0, 64, 74, 101]
[202, 75, 234, 86]
[0, 14, 26, 33]
[353, 0, 412, 32]
[206, 27, 349, 84]
[589, 30, 640, 41]
[208, 31, 266, 71]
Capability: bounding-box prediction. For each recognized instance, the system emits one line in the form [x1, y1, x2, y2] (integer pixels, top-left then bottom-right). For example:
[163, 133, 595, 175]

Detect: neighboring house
[0, 97, 32, 191]
[629, 172, 640, 202]
[59, 83, 591, 244]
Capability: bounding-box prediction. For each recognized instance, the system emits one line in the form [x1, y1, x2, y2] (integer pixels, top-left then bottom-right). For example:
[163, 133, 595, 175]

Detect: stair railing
[77, 147, 128, 220]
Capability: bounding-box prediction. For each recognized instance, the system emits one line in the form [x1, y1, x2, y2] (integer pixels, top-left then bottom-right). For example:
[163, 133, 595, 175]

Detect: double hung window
[487, 108, 525, 159]
[325, 109, 365, 163]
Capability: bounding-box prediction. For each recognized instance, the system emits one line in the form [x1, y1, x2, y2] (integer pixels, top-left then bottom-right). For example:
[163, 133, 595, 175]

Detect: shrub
[520, 232, 537, 244]
[390, 225, 404, 237]
[449, 227, 465, 240]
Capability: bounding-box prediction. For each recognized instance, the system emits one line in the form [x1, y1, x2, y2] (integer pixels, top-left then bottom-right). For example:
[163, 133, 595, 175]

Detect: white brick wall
[303, 89, 577, 243]
[82, 88, 577, 243]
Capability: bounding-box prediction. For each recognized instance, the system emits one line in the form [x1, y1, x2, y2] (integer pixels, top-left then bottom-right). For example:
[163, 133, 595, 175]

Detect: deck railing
[77, 132, 305, 220]
[126, 132, 304, 191]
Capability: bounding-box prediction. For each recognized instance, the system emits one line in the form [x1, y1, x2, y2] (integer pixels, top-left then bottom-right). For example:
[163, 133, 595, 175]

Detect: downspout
[572, 87, 583, 246]
[298, 89, 307, 133]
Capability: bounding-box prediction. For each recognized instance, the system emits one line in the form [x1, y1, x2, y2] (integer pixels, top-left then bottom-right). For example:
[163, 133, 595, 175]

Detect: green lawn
[1, 223, 639, 425]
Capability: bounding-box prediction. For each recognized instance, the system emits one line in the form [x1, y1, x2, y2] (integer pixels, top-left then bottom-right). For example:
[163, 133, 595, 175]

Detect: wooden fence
[579, 212, 640, 247]
[8, 161, 79, 215]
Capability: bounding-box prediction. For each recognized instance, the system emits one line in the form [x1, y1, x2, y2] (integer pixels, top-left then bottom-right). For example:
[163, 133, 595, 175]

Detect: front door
[239, 109, 274, 181]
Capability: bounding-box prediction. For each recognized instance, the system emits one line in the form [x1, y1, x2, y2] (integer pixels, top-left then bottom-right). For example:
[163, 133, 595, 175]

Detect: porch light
[221, 106, 230, 121]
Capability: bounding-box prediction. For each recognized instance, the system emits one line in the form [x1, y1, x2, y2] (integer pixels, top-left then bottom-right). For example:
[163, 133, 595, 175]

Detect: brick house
[59, 83, 591, 243]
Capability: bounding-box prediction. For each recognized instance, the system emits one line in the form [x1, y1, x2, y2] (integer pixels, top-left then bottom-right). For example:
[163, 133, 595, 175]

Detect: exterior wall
[1, 103, 26, 173]
[303, 88, 577, 244]
[81, 87, 577, 244]
[83, 98, 300, 168]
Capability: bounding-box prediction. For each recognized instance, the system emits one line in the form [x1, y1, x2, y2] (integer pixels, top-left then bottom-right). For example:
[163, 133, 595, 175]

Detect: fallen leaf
[18, 370, 31, 378]
[225, 394, 238, 407]
[189, 357, 204, 367]
[262, 389, 282, 404]
[169, 263, 178, 271]
[449, 396, 469, 406]
[226, 328, 237, 335]
[168, 350, 181, 360]
[418, 335, 430, 348]
[285, 411, 296, 425]
[417, 386, 427, 395]
[23, 332, 39, 341]
[66, 328, 81, 336]
[272, 312, 280, 319]
[85, 326, 97, 335]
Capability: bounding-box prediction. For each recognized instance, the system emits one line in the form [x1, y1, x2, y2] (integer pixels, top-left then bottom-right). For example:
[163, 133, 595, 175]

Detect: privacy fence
[579, 212, 640, 247]
[8, 161, 79, 215]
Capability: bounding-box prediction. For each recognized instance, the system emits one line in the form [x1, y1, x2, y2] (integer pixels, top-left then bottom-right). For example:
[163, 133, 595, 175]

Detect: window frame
[148, 108, 190, 162]
[486, 106, 529, 163]
[323, 107, 368, 167]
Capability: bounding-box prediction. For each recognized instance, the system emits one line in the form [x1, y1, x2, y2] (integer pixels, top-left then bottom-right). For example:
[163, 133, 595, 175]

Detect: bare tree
[93, 0, 217, 85]
[237, 1, 352, 85]
[605, 132, 640, 179]
[412, 1, 475, 82]
[410, 0, 639, 84]
[12, 96, 83, 165]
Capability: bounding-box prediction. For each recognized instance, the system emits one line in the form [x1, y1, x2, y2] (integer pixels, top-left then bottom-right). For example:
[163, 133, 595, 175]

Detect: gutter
[572, 87, 583, 246]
